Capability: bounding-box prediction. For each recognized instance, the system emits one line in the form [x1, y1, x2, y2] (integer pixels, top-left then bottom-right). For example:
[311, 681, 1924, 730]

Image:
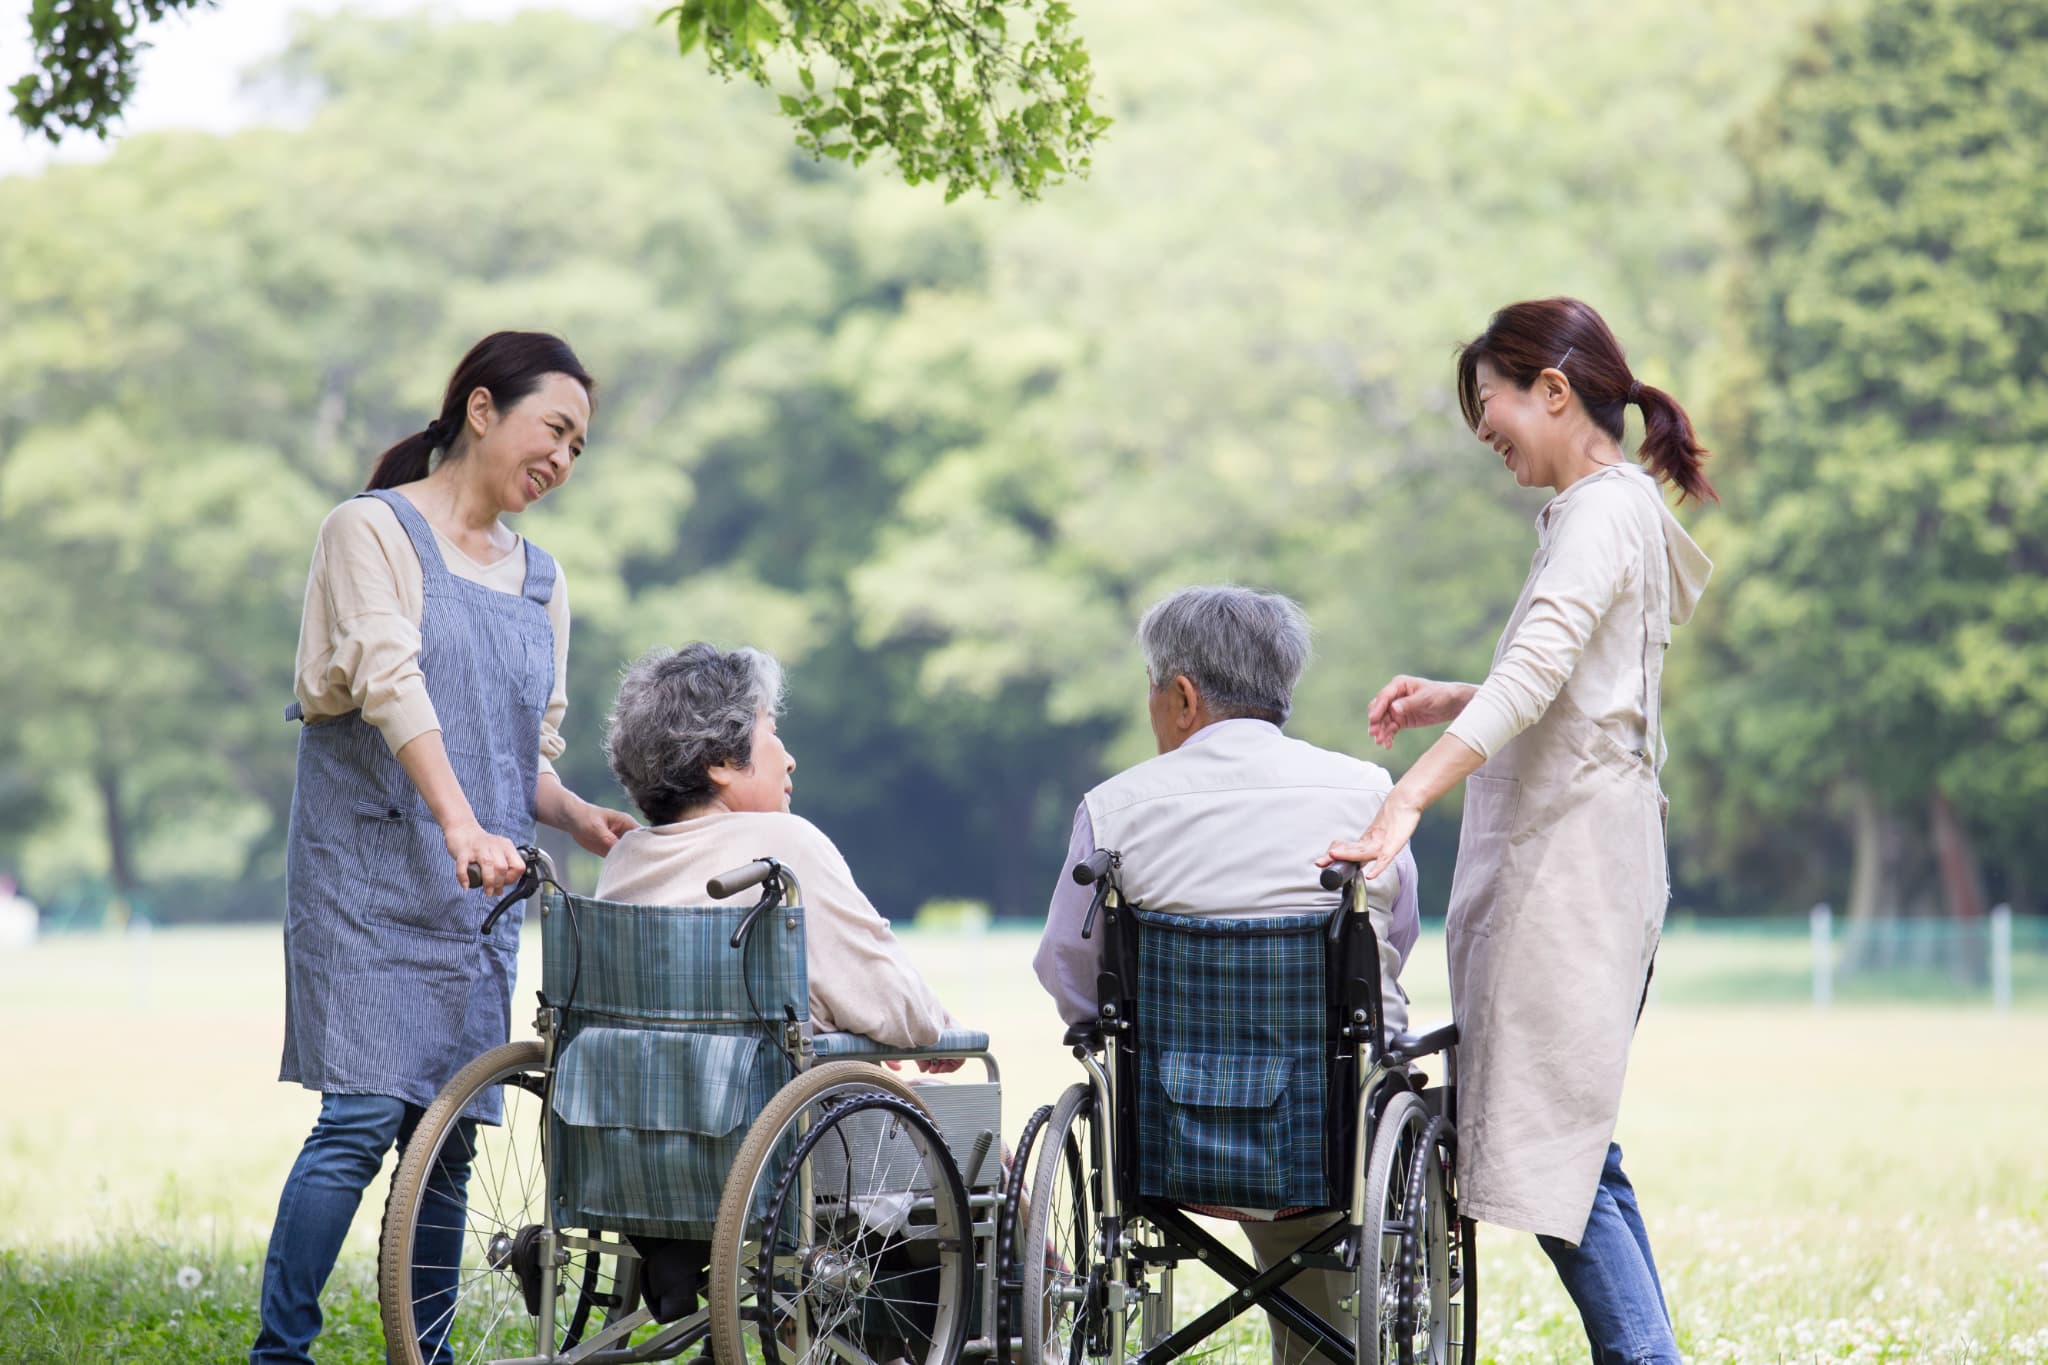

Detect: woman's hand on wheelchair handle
[1320, 796, 1421, 882]
[1366, 675, 1474, 749]
[445, 820, 525, 897]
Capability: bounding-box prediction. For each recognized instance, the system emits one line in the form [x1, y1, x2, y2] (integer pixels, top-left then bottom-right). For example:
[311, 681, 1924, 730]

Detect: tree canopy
[1683, 0, 2048, 924]
[16, 0, 2029, 929]
[10, 0, 1104, 200]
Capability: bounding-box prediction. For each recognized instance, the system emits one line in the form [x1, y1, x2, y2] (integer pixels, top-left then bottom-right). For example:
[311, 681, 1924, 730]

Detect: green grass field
[3, 924, 2044, 1363]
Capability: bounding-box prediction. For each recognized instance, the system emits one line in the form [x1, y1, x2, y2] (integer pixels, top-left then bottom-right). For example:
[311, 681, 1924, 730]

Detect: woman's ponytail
[362, 333, 596, 492]
[1456, 297, 1719, 505]
[1633, 382, 1717, 505]
[365, 418, 452, 492]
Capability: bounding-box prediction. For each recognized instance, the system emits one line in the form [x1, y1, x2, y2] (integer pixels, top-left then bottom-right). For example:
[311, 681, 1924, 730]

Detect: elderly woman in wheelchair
[1018, 586, 1473, 1365]
[598, 643, 968, 1063]
[374, 643, 1001, 1365]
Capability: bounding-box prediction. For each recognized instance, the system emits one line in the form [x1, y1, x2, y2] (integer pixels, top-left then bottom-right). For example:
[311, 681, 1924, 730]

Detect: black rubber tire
[998, 1103, 1055, 1365]
[706, 1061, 932, 1365]
[1359, 1091, 1462, 1365]
[752, 1090, 974, 1365]
[1020, 1083, 1100, 1365]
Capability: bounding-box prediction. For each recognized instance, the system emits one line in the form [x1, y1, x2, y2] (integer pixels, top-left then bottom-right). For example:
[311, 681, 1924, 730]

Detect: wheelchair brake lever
[1080, 880, 1111, 940]
[729, 875, 786, 950]
[480, 845, 547, 936]
[1076, 848, 1120, 940]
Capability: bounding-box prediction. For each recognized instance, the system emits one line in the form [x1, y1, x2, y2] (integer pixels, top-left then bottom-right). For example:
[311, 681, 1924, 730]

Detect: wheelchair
[1007, 851, 1476, 1365]
[376, 847, 1009, 1365]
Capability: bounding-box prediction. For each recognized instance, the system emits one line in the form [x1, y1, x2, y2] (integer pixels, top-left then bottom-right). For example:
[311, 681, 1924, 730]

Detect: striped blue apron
[279, 489, 556, 1119]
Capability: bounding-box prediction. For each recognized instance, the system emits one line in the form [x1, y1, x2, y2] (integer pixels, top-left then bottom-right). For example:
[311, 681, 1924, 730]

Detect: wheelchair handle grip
[1320, 860, 1363, 892]
[1073, 849, 1116, 885]
[709, 859, 778, 900]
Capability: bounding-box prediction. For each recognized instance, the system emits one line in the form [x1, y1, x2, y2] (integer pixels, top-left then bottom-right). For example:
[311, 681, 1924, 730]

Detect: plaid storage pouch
[1133, 908, 1329, 1210]
[549, 1024, 788, 1238]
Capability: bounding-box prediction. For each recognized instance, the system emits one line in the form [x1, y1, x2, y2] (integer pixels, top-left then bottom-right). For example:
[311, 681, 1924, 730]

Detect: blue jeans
[1537, 1143, 1681, 1365]
[251, 1093, 474, 1365]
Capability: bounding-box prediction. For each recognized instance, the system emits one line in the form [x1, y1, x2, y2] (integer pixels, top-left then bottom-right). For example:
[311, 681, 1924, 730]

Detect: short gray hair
[1137, 585, 1311, 723]
[604, 643, 786, 824]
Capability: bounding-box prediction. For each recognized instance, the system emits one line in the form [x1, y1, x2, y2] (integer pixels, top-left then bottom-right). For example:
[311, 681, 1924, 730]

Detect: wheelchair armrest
[1062, 1021, 1104, 1050]
[811, 1029, 998, 1082]
[813, 1028, 992, 1059]
[1383, 1021, 1459, 1065]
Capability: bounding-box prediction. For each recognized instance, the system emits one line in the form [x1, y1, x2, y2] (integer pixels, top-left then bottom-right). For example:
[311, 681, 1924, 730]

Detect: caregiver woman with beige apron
[1324, 298, 1714, 1365]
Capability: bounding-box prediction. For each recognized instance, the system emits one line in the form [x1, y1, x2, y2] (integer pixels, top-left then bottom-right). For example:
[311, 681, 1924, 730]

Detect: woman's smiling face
[1470, 358, 1560, 490]
[468, 371, 590, 512]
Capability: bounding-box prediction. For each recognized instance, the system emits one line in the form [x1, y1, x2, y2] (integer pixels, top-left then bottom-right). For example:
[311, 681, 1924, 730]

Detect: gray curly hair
[604, 643, 786, 824]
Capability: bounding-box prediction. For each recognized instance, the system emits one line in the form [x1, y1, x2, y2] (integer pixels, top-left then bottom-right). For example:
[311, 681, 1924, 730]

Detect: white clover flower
[175, 1264, 203, 1291]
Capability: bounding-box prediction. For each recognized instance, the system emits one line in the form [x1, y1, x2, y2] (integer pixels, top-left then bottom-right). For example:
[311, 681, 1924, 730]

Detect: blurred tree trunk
[1843, 781, 1907, 971]
[96, 764, 136, 897]
[1929, 786, 1988, 984]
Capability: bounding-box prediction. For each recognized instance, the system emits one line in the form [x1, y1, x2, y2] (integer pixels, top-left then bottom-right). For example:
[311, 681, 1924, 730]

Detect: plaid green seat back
[540, 890, 807, 1238]
[1133, 908, 1330, 1210]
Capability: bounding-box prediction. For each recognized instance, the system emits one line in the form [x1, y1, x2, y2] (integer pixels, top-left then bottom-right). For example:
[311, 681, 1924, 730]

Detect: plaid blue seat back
[1133, 907, 1330, 1209]
[540, 890, 808, 1024]
[540, 890, 808, 1238]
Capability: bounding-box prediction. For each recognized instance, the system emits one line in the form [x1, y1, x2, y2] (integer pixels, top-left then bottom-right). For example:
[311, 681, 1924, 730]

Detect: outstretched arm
[1320, 733, 1486, 880]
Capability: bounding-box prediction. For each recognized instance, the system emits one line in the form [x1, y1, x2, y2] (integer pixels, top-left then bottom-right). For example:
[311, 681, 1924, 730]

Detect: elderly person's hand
[1366, 676, 1476, 748]
[883, 1055, 967, 1075]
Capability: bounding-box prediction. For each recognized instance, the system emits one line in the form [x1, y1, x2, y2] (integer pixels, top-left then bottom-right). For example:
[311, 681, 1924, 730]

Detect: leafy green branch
[658, 0, 1110, 201]
[9, 0, 215, 143]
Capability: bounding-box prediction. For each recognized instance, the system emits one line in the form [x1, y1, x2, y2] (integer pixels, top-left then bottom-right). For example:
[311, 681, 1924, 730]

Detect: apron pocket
[1151, 1050, 1294, 1208]
[550, 1026, 779, 1238]
[521, 637, 555, 713]
[350, 801, 480, 942]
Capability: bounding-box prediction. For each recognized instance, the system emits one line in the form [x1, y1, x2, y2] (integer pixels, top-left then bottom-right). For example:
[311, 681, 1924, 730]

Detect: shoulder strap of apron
[519, 539, 558, 606]
[286, 492, 436, 724]
[360, 488, 449, 580]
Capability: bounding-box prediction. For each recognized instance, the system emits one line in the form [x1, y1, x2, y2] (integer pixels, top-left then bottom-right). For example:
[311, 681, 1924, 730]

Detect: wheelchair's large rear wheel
[1358, 1090, 1470, 1365]
[709, 1061, 966, 1365]
[1020, 1082, 1105, 1365]
[380, 1040, 668, 1365]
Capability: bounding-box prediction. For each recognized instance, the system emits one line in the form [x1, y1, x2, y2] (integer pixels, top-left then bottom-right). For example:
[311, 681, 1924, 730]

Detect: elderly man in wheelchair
[374, 642, 1005, 1365]
[1022, 585, 1474, 1365]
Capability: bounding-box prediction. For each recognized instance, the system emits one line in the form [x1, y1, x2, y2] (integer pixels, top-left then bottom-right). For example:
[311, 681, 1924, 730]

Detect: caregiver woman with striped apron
[1323, 299, 1714, 1365]
[253, 332, 637, 1365]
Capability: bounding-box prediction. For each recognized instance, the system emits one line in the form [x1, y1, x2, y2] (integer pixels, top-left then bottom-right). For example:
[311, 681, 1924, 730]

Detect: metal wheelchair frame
[377, 846, 1015, 1365]
[1007, 851, 1476, 1365]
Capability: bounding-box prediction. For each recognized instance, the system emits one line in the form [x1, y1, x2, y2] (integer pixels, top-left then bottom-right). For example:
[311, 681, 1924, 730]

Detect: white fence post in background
[1991, 903, 2013, 1013]
[1811, 902, 1833, 1010]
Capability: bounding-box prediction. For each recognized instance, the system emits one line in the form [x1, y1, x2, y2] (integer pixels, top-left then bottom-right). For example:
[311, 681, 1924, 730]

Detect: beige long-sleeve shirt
[292, 495, 569, 777]
[594, 810, 958, 1048]
[1447, 463, 1712, 761]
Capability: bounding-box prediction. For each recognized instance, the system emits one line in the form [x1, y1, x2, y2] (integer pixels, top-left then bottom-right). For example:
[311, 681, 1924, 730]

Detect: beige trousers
[1239, 1212, 1353, 1365]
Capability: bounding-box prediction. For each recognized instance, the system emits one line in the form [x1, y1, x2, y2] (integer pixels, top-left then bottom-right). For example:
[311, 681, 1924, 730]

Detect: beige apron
[1444, 479, 1673, 1245]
